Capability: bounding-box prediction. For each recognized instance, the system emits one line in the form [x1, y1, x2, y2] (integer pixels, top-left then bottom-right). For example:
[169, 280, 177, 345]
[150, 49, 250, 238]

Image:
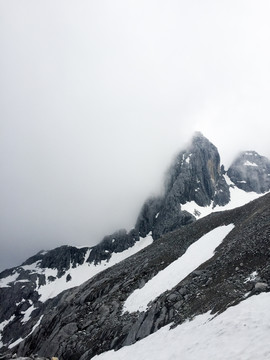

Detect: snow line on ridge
[38, 234, 153, 302]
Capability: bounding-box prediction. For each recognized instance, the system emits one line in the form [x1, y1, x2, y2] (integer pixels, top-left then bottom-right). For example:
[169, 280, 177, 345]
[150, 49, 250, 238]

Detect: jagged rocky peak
[228, 151, 270, 193]
[21, 246, 89, 277]
[136, 132, 230, 239]
[164, 132, 229, 207]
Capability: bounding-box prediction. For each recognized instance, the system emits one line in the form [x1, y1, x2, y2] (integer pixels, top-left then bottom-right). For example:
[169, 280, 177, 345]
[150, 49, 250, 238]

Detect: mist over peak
[1, 0, 270, 270]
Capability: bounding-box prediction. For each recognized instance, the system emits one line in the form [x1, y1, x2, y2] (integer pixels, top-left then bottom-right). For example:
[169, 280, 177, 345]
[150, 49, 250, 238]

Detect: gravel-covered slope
[6, 192, 269, 360]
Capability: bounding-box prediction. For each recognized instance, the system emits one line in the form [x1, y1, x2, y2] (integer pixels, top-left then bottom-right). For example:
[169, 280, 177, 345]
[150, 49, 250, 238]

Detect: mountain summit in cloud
[0, 133, 270, 360]
[135, 132, 270, 239]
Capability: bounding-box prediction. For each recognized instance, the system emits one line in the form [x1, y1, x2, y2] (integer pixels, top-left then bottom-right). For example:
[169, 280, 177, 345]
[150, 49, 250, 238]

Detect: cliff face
[136, 132, 230, 239]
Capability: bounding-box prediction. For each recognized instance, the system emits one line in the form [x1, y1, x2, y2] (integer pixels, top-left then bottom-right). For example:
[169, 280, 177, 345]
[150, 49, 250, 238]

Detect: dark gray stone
[254, 282, 268, 292]
[136, 132, 231, 240]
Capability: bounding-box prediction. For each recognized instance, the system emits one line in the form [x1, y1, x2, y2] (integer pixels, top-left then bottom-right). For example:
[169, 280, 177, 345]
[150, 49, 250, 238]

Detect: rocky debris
[136, 132, 231, 239]
[227, 151, 270, 193]
[0, 355, 54, 360]
[254, 282, 268, 292]
[8, 193, 270, 360]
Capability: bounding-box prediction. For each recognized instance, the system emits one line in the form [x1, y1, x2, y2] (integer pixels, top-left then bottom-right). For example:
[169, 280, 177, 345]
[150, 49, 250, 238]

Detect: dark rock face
[86, 228, 140, 265]
[228, 151, 270, 193]
[135, 197, 163, 238]
[8, 193, 270, 360]
[136, 132, 231, 239]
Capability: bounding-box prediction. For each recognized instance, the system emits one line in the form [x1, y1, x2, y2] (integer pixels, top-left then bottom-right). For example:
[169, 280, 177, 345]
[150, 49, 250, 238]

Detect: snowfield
[123, 224, 234, 313]
[181, 180, 268, 220]
[94, 292, 270, 360]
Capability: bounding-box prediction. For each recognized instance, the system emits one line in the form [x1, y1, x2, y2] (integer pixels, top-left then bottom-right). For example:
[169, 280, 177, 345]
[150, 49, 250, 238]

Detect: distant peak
[192, 131, 204, 139]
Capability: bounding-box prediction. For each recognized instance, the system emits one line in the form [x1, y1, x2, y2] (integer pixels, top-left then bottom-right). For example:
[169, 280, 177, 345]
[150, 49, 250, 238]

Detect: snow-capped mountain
[0, 133, 270, 360]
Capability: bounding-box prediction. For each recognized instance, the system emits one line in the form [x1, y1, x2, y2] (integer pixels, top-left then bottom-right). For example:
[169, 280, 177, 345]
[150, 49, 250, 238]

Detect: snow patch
[123, 225, 234, 313]
[244, 271, 258, 283]
[20, 261, 42, 273]
[0, 273, 19, 288]
[21, 305, 36, 324]
[244, 160, 258, 167]
[185, 153, 192, 164]
[224, 174, 234, 185]
[181, 182, 267, 220]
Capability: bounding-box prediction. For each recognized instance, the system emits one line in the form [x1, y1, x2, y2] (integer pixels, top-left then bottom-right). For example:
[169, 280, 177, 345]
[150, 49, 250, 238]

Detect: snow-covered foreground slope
[123, 224, 234, 313]
[181, 178, 268, 220]
[95, 292, 270, 360]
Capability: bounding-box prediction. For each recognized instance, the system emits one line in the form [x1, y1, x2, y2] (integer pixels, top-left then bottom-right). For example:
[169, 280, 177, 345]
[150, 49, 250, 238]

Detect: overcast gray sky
[1, 0, 270, 271]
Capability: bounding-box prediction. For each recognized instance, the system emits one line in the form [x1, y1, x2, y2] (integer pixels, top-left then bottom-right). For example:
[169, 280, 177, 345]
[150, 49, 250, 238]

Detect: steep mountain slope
[1, 133, 270, 359]
[1, 192, 269, 360]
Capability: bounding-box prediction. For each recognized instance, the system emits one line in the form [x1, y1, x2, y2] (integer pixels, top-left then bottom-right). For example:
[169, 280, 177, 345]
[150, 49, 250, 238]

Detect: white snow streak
[21, 305, 36, 324]
[8, 315, 44, 349]
[0, 315, 15, 347]
[244, 160, 258, 166]
[123, 224, 234, 313]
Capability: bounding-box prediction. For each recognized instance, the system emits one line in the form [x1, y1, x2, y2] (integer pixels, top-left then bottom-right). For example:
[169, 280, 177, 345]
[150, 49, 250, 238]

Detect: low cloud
[0, 0, 270, 270]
